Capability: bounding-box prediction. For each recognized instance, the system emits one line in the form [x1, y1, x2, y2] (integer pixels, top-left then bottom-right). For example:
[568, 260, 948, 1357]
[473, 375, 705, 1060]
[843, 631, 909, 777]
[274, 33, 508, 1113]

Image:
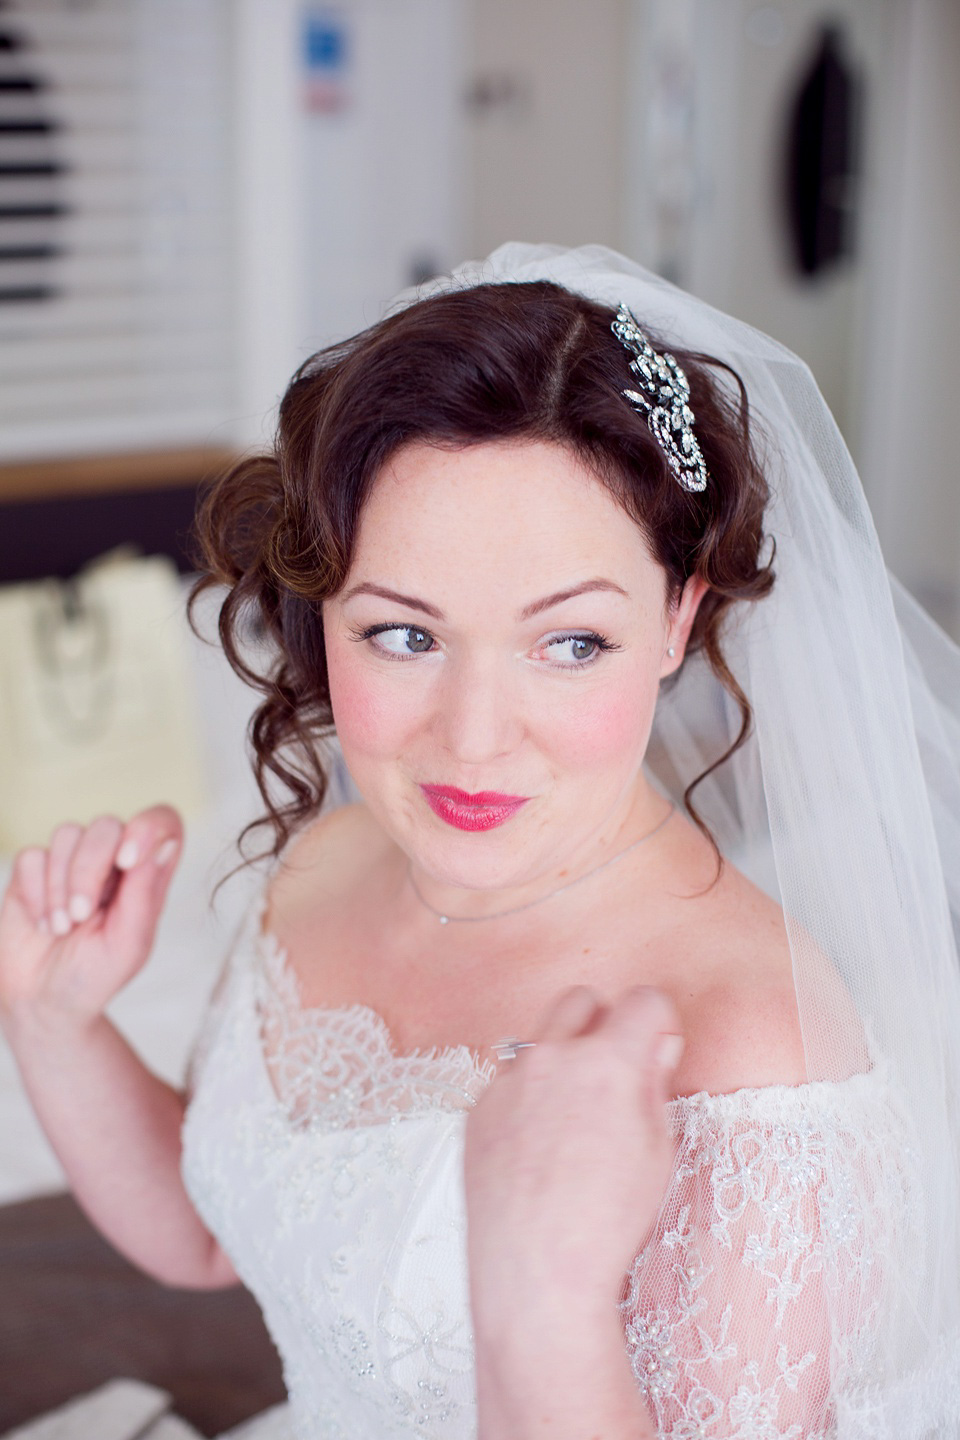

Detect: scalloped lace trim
[254, 916, 496, 1130]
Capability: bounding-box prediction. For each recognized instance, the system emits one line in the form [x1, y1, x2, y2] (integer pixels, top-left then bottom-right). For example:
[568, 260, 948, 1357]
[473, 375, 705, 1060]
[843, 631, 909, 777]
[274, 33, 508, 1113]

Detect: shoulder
[669, 863, 808, 1096]
[677, 972, 808, 1097]
[669, 860, 866, 1098]
[675, 974, 809, 1098]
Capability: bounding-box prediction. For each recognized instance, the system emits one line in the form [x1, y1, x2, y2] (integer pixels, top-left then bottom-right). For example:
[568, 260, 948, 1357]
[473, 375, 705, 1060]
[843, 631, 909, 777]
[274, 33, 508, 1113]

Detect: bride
[1, 244, 959, 1439]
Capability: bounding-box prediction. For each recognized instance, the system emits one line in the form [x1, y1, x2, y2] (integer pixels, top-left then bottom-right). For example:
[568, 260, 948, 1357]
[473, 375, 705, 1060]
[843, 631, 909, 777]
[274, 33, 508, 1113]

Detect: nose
[434, 649, 523, 766]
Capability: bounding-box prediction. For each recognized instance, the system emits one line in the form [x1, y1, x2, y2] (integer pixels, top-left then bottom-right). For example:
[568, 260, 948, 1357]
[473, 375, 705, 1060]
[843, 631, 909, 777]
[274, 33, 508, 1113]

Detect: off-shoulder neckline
[245, 886, 891, 1118]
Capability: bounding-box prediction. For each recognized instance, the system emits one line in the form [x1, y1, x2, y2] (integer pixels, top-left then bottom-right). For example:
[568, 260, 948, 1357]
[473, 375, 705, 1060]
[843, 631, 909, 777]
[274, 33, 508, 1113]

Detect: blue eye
[549, 635, 600, 664]
[354, 623, 437, 659]
[541, 631, 621, 669]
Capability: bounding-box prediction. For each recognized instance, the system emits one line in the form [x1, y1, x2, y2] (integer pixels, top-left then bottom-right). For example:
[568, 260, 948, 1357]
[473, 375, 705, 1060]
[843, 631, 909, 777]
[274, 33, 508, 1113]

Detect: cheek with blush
[542, 674, 659, 777]
[326, 651, 425, 763]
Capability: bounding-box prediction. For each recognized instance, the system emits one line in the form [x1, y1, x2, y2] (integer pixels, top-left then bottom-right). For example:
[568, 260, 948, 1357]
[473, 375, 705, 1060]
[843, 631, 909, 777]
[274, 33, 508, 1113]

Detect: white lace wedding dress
[181, 888, 918, 1440]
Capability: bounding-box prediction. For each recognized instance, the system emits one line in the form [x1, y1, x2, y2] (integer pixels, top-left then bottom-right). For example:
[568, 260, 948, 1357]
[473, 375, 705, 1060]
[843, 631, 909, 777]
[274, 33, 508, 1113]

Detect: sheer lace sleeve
[620, 1063, 916, 1440]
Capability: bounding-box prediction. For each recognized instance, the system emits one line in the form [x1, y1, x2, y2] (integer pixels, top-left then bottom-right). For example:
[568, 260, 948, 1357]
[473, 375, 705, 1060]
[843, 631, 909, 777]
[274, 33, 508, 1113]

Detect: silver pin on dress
[491, 1038, 536, 1062]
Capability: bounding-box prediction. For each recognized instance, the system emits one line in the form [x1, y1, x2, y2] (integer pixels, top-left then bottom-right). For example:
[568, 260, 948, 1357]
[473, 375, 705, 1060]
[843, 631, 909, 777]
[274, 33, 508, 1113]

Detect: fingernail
[51, 907, 72, 937]
[153, 837, 178, 867]
[656, 1034, 685, 1071]
[68, 894, 92, 923]
[115, 840, 139, 870]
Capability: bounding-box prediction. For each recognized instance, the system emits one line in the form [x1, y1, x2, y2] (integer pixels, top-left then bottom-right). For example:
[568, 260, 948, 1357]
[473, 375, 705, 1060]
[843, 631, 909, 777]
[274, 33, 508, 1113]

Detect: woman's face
[322, 439, 705, 909]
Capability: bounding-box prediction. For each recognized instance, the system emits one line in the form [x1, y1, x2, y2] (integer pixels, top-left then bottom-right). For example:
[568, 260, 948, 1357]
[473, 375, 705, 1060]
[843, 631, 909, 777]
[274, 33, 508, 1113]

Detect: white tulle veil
[386, 243, 960, 1436]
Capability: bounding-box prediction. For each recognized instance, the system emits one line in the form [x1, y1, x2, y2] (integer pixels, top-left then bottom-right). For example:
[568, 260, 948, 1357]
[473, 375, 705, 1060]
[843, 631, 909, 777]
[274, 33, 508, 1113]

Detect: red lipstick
[419, 784, 530, 832]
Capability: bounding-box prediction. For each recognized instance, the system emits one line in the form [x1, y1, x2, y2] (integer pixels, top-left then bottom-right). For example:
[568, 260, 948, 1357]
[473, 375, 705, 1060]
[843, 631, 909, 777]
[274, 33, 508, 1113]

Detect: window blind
[0, 0, 236, 460]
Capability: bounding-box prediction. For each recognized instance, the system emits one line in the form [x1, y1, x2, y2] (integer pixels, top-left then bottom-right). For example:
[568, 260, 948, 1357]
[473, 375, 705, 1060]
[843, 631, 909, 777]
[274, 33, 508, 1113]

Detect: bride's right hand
[0, 805, 183, 1035]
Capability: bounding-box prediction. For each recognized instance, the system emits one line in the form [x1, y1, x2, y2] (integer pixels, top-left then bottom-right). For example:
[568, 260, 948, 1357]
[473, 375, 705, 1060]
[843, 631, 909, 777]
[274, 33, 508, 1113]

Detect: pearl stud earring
[667, 646, 676, 658]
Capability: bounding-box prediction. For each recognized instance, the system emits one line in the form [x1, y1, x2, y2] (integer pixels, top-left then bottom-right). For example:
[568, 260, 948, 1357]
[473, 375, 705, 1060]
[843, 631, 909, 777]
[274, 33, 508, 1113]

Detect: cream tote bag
[0, 548, 207, 855]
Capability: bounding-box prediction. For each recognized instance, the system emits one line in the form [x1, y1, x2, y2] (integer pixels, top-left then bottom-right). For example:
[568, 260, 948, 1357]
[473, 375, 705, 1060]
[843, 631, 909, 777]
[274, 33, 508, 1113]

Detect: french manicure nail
[154, 838, 178, 867]
[657, 1034, 685, 1071]
[115, 840, 139, 870]
[51, 908, 72, 937]
[68, 894, 92, 923]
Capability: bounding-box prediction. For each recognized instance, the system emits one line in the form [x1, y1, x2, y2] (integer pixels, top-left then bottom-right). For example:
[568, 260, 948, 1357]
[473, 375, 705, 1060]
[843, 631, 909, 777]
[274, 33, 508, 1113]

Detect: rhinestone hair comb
[611, 302, 709, 493]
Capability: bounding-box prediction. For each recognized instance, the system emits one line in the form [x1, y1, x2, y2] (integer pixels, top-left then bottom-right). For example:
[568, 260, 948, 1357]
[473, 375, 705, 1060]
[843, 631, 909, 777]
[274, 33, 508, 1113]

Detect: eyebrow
[340, 578, 630, 622]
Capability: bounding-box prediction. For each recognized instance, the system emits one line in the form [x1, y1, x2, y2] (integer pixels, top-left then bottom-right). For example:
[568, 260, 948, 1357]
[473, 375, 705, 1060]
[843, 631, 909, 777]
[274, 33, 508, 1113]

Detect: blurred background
[0, 0, 958, 1429]
[1, 0, 958, 618]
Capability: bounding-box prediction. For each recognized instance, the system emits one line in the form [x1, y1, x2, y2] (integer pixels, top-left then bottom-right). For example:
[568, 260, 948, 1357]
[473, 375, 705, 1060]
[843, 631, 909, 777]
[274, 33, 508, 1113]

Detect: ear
[660, 576, 710, 678]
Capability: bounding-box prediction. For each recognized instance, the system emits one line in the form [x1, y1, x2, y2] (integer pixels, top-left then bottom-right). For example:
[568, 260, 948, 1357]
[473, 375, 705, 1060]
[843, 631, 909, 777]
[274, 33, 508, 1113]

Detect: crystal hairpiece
[611, 303, 708, 493]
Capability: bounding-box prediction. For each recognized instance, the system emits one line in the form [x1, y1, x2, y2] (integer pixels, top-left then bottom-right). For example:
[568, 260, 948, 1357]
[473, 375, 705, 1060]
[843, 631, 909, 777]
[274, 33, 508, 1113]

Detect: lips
[419, 784, 530, 832]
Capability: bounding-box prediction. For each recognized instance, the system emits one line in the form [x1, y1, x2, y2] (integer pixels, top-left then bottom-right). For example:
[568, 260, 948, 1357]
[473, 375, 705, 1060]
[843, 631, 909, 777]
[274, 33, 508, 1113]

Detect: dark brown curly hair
[187, 279, 774, 877]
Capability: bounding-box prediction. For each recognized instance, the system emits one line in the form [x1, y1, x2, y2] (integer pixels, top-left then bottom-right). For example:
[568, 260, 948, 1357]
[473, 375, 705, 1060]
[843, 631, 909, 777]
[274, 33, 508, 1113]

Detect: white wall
[231, 0, 307, 449]
[857, 0, 960, 635]
[466, 0, 630, 257]
[297, 0, 469, 351]
[624, 0, 892, 447]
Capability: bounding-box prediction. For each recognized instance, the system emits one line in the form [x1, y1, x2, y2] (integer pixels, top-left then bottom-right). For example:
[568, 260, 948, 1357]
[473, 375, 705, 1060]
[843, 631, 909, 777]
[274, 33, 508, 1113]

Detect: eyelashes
[352, 623, 436, 662]
[347, 622, 622, 670]
[535, 631, 623, 669]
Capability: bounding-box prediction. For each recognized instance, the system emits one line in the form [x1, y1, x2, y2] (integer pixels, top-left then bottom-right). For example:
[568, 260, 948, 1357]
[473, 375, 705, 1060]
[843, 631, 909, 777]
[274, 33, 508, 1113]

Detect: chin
[411, 826, 541, 888]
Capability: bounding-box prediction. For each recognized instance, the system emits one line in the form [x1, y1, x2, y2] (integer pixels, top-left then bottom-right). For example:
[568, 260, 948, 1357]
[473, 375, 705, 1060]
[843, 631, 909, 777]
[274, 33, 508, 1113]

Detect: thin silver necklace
[407, 802, 675, 925]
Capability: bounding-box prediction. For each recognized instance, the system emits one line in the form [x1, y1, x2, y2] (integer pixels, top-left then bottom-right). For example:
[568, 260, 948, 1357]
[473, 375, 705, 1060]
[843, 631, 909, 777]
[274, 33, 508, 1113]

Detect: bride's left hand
[464, 984, 683, 1370]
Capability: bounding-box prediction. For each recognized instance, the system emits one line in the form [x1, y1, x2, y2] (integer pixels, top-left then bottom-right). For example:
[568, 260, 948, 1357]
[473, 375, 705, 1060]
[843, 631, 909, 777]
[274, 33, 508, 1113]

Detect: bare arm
[0, 807, 237, 1289]
[6, 1008, 236, 1287]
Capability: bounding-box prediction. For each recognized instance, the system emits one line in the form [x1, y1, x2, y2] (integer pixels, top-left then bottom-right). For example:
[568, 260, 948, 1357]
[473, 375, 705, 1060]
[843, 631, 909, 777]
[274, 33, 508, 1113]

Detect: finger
[603, 986, 684, 1106]
[100, 825, 182, 959]
[10, 847, 49, 931]
[111, 804, 184, 876]
[45, 823, 84, 937]
[603, 985, 681, 1052]
[64, 814, 124, 925]
[537, 985, 605, 1043]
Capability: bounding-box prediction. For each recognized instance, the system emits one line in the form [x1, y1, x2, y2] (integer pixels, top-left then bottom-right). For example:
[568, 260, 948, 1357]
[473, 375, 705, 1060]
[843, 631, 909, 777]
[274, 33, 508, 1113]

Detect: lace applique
[252, 898, 496, 1131]
[619, 1074, 918, 1440]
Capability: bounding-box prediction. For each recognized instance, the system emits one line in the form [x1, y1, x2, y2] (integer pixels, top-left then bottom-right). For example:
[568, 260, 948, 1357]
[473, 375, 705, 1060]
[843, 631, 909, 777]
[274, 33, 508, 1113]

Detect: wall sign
[302, 8, 352, 115]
